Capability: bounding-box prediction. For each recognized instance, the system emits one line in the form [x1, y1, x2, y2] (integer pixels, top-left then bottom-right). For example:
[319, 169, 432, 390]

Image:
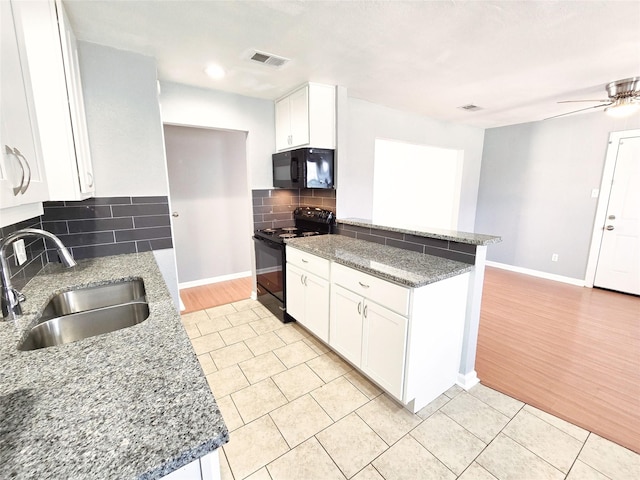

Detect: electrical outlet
[551, 253, 559, 262]
[13, 239, 27, 265]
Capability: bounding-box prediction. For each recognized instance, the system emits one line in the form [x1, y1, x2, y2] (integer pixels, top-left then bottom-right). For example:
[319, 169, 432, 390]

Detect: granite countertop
[0, 252, 228, 479]
[286, 235, 473, 287]
[338, 218, 501, 246]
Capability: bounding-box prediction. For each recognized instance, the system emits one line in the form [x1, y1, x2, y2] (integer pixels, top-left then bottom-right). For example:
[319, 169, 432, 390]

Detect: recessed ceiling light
[204, 64, 225, 80]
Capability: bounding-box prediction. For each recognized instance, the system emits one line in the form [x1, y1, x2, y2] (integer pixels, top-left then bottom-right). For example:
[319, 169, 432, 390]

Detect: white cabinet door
[275, 96, 292, 151]
[56, 0, 94, 196]
[329, 284, 363, 366]
[303, 271, 330, 342]
[288, 85, 309, 148]
[17, 0, 94, 201]
[0, 0, 48, 212]
[362, 300, 408, 399]
[285, 263, 306, 322]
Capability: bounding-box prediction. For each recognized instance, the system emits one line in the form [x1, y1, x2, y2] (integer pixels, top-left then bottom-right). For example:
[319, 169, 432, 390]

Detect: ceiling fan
[546, 77, 640, 120]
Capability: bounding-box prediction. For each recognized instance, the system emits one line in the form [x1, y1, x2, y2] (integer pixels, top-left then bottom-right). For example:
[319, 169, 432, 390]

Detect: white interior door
[594, 135, 640, 295]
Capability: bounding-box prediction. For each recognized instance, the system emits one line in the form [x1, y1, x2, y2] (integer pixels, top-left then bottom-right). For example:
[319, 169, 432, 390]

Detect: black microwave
[273, 148, 334, 189]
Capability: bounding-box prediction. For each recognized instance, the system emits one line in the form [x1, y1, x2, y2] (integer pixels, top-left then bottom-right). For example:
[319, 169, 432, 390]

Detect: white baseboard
[485, 261, 585, 287]
[457, 371, 480, 390]
[179, 297, 186, 312]
[178, 271, 251, 290]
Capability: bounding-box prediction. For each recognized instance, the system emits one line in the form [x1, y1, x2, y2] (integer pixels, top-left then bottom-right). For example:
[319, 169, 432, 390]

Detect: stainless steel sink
[39, 279, 146, 321]
[19, 279, 149, 351]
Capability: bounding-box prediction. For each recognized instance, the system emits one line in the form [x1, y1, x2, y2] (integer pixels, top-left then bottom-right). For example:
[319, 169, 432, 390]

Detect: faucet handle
[1, 288, 25, 318]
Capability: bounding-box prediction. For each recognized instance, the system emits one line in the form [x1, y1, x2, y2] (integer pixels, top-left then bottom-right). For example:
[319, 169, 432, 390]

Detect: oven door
[253, 236, 285, 303]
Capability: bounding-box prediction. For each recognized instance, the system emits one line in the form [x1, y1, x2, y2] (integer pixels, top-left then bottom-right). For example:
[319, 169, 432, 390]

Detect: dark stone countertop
[286, 235, 473, 287]
[0, 252, 228, 479]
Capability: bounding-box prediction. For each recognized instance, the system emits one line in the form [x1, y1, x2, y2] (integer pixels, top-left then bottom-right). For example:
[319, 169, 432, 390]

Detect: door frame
[584, 129, 640, 287]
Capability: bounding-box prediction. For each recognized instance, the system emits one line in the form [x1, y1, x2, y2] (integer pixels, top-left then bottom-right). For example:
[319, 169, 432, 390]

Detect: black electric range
[253, 207, 335, 322]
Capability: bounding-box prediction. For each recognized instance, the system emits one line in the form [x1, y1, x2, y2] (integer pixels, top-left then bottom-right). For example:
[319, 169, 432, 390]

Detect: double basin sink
[19, 279, 149, 351]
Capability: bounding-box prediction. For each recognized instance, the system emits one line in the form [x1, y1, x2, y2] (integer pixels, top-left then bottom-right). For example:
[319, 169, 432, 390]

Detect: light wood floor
[181, 267, 640, 454]
[179, 277, 253, 314]
[477, 267, 640, 454]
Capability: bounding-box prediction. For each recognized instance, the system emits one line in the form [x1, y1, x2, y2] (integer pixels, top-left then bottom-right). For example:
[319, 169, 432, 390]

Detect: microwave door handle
[290, 158, 299, 183]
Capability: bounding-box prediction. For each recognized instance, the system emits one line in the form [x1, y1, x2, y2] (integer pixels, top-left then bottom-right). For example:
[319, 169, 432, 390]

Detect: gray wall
[77, 41, 169, 196]
[164, 125, 251, 284]
[77, 41, 179, 307]
[337, 98, 486, 232]
[475, 111, 640, 279]
[159, 82, 274, 189]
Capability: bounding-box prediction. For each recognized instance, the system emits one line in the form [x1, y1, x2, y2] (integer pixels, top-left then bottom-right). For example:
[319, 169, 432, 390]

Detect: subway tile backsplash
[252, 189, 337, 230]
[336, 224, 477, 264]
[42, 196, 173, 261]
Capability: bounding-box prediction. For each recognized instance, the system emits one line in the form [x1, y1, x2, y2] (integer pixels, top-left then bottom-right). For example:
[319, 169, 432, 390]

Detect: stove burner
[282, 227, 298, 232]
[279, 233, 297, 239]
[261, 228, 276, 234]
[302, 231, 319, 237]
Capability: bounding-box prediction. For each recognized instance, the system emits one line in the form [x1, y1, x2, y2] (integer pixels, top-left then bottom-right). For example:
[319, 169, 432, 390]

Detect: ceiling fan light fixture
[605, 97, 640, 118]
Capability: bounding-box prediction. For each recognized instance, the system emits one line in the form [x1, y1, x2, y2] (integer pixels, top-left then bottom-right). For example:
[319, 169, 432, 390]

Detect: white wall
[475, 110, 640, 280]
[77, 41, 168, 196]
[338, 98, 485, 232]
[158, 82, 274, 189]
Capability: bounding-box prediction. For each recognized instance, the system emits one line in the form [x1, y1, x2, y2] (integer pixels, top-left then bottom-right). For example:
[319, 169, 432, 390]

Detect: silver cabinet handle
[172, 212, 179, 217]
[304, 275, 308, 286]
[606, 225, 615, 231]
[608, 214, 616, 220]
[13, 148, 31, 194]
[300, 274, 304, 285]
[363, 304, 368, 318]
[357, 301, 362, 314]
[5, 146, 25, 196]
[358, 281, 370, 288]
[301, 258, 308, 263]
[86, 171, 94, 188]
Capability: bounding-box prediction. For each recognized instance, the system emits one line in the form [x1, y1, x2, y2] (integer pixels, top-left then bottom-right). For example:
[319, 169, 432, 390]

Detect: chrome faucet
[1, 228, 77, 319]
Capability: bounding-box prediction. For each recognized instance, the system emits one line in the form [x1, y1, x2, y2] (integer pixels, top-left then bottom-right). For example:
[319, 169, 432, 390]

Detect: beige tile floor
[182, 299, 640, 480]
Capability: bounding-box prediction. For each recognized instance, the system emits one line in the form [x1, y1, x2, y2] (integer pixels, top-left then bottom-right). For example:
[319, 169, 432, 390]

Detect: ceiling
[63, 0, 640, 129]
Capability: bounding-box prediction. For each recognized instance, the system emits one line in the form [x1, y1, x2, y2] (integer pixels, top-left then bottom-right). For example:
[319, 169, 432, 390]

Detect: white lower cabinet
[286, 246, 470, 412]
[329, 284, 364, 366]
[331, 283, 408, 399]
[286, 247, 330, 342]
[361, 300, 408, 400]
[161, 451, 220, 480]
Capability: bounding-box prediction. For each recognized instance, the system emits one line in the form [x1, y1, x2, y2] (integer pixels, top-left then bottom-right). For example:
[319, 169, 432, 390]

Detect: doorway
[586, 129, 640, 295]
[163, 125, 252, 292]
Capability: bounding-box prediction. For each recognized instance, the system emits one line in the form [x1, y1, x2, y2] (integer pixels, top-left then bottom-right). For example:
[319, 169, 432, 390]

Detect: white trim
[178, 296, 185, 312]
[486, 261, 585, 287]
[178, 271, 251, 289]
[585, 129, 640, 288]
[457, 371, 480, 390]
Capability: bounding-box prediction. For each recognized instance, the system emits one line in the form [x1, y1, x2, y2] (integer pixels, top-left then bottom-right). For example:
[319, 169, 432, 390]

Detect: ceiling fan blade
[544, 103, 613, 120]
[557, 99, 610, 103]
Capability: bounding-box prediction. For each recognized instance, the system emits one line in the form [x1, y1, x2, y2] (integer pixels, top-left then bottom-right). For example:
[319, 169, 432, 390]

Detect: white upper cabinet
[275, 83, 336, 152]
[17, 0, 95, 201]
[1, 0, 49, 219]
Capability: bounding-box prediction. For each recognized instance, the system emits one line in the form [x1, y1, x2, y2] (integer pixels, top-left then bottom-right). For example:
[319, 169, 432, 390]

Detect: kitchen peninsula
[0, 252, 227, 479]
[285, 219, 500, 411]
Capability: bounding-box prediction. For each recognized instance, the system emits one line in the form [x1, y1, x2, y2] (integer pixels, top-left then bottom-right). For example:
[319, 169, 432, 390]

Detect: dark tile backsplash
[252, 189, 337, 230]
[336, 224, 477, 265]
[42, 196, 173, 261]
[0, 217, 47, 291]
[1, 196, 173, 290]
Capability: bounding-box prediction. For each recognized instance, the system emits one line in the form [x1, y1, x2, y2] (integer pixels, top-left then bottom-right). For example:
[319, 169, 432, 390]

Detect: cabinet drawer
[286, 247, 330, 279]
[332, 263, 410, 316]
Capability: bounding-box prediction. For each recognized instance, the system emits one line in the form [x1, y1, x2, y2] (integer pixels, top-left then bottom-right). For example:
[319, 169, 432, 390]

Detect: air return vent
[248, 50, 290, 68]
[458, 104, 483, 111]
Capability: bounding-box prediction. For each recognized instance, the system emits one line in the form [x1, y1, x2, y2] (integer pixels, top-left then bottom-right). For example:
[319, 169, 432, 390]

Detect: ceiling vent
[458, 104, 483, 111]
[247, 50, 290, 68]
